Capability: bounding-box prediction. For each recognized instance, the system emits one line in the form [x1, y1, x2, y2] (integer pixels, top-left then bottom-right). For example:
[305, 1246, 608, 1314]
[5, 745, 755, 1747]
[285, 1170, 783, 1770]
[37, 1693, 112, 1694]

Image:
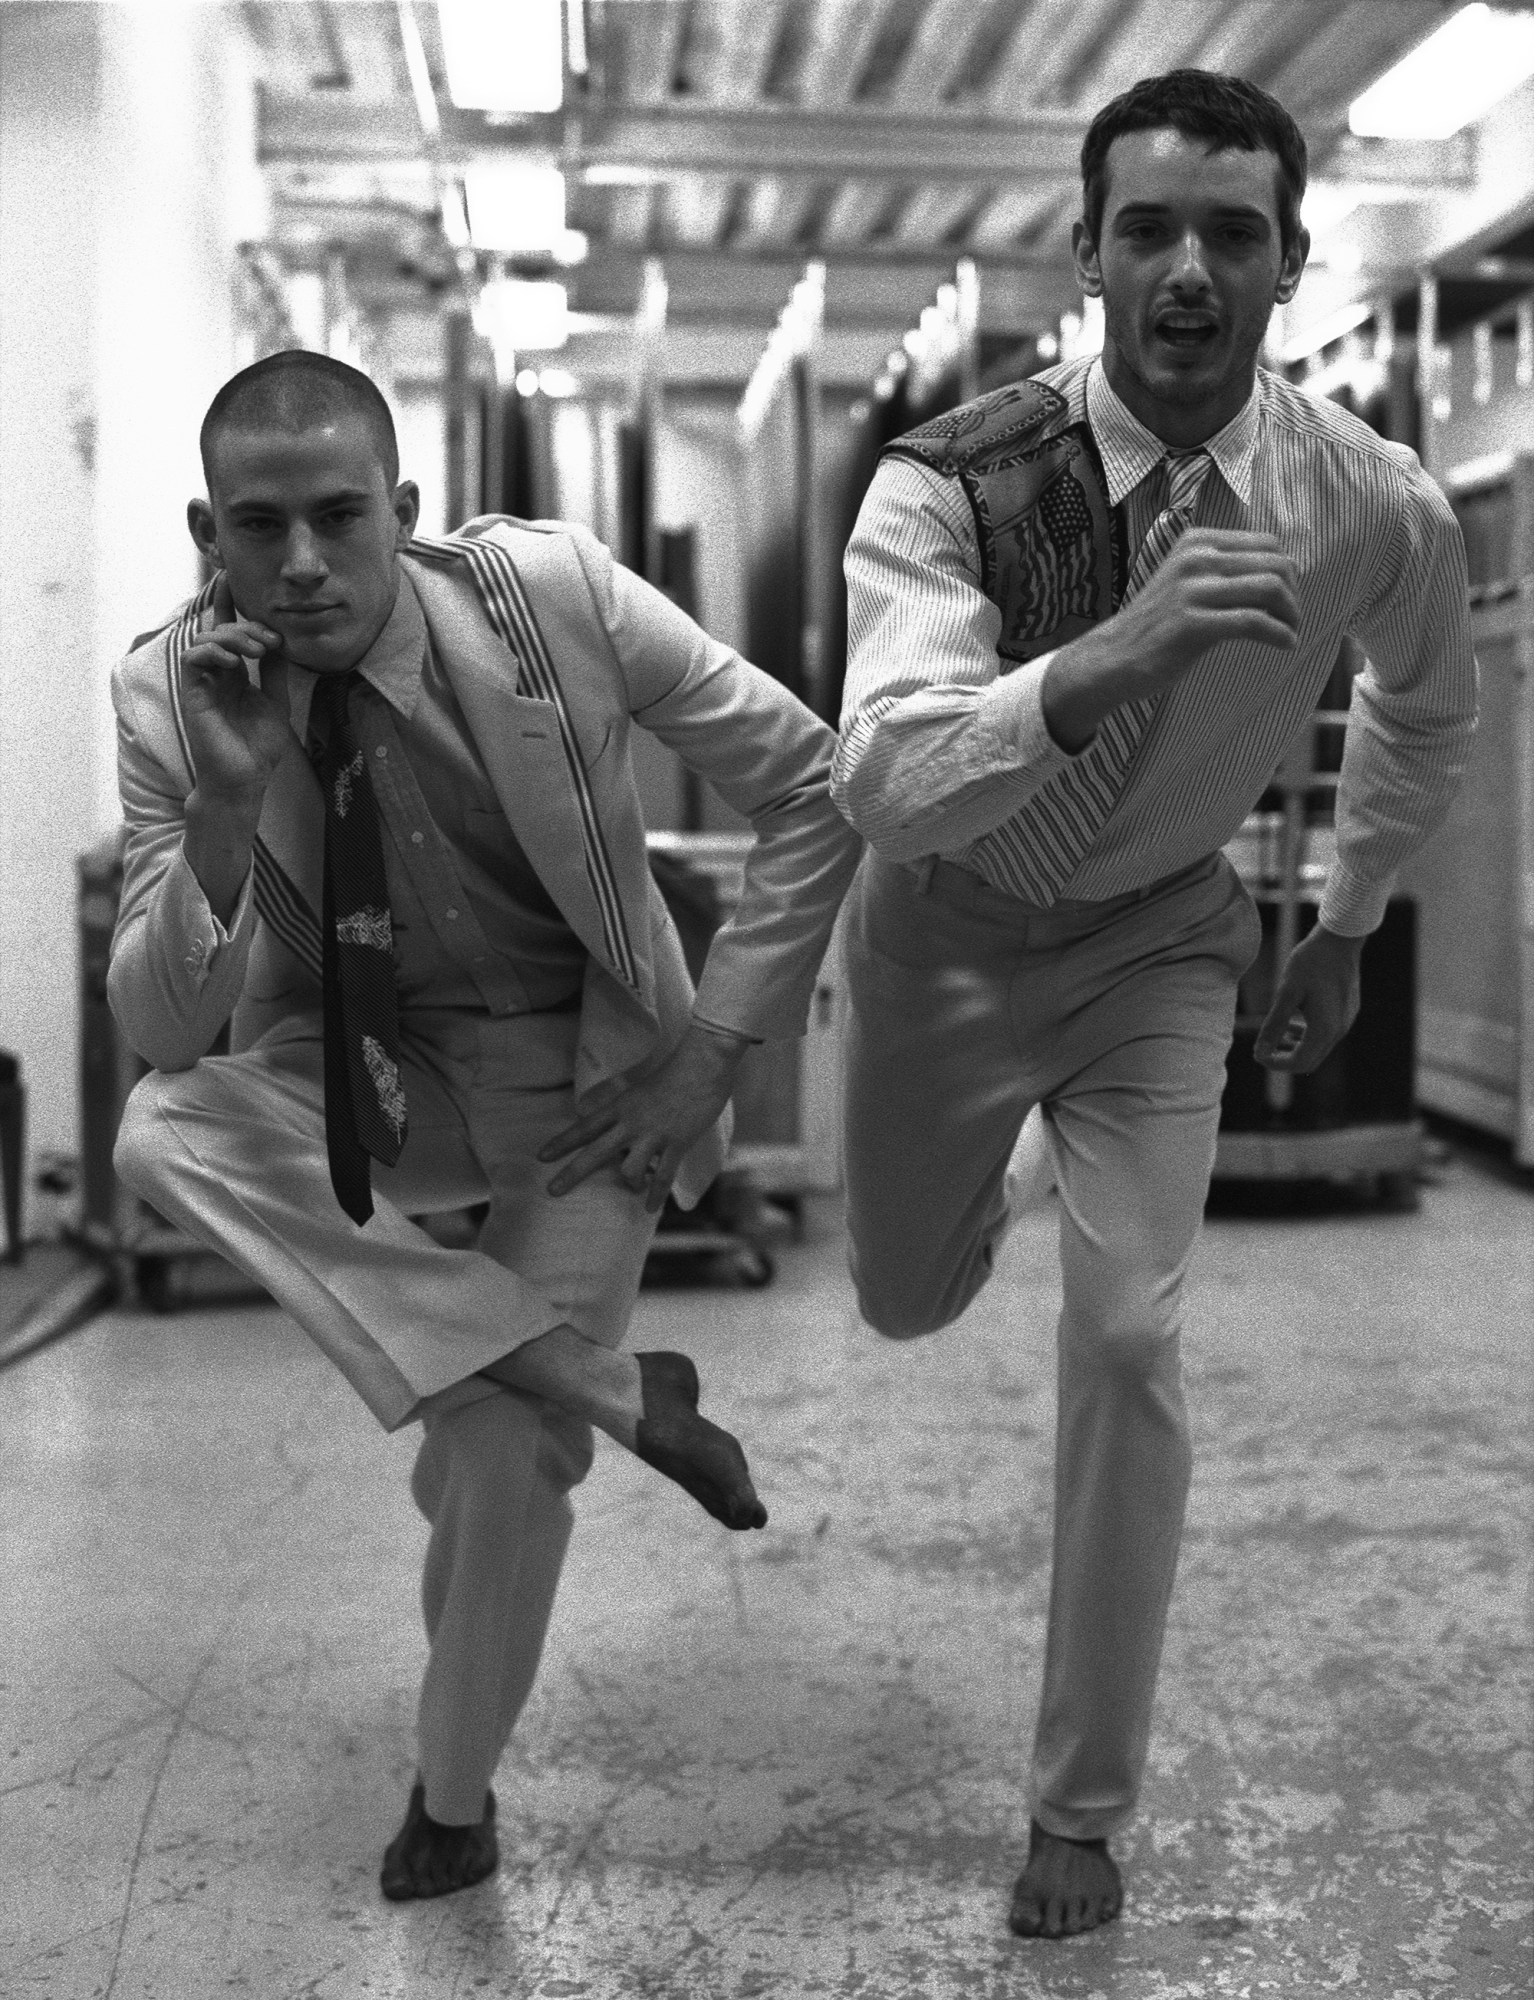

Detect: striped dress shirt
[836, 355, 1478, 935]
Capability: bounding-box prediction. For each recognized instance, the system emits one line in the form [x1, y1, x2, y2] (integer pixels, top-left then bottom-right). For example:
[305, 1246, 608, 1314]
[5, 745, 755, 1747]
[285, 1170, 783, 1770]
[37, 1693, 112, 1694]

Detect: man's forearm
[182, 787, 263, 927]
[833, 669, 1079, 860]
[1039, 628, 1141, 754]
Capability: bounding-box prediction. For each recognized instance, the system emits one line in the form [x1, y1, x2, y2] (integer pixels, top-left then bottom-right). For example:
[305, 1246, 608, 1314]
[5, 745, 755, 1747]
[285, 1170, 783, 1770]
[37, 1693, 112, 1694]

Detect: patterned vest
[881, 377, 1127, 668]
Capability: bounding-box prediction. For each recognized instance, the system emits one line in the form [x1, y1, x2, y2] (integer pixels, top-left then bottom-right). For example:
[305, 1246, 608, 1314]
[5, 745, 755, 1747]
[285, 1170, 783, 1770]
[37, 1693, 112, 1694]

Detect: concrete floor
[2, 1149, 1530, 1999]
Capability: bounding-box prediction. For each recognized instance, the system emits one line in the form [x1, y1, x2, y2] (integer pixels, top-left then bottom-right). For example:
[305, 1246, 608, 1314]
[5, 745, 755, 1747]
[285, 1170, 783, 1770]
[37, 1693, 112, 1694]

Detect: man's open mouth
[1154, 316, 1219, 349]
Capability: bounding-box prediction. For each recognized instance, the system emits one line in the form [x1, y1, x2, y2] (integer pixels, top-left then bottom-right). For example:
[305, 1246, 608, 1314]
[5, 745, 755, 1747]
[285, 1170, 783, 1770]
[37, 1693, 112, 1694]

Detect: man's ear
[1275, 225, 1310, 307]
[392, 479, 420, 547]
[1072, 218, 1104, 299]
[187, 496, 219, 562]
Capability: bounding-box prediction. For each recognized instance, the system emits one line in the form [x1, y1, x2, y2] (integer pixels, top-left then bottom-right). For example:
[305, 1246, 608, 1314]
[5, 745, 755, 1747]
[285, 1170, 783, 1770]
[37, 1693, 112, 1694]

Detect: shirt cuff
[174, 847, 254, 989]
[979, 652, 1090, 778]
[690, 1011, 763, 1047]
[1317, 863, 1391, 937]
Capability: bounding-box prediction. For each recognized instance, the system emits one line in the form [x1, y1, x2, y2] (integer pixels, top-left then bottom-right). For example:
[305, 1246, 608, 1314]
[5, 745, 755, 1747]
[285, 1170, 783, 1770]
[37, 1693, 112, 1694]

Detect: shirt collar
[1085, 358, 1259, 509]
[288, 565, 427, 739]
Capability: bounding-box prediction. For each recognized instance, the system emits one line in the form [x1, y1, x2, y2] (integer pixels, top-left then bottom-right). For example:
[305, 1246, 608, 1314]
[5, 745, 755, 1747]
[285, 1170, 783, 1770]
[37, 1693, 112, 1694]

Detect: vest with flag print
[882, 376, 1126, 669]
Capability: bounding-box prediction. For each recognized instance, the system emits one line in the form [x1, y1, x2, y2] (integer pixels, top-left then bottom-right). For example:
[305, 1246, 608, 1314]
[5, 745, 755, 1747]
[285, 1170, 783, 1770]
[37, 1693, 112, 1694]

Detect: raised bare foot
[634, 1350, 768, 1531]
[1008, 1820, 1123, 1938]
[379, 1780, 498, 1901]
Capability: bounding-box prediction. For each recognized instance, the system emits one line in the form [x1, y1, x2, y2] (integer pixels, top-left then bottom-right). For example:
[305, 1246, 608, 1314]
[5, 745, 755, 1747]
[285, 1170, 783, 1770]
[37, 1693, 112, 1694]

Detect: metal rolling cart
[1214, 703, 1425, 1198]
[644, 830, 845, 1286]
[77, 831, 261, 1308]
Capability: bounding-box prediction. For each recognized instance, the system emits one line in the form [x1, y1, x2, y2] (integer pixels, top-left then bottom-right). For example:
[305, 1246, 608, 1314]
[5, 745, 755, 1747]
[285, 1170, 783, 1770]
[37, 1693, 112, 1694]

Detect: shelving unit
[1216, 711, 1424, 1194]
[1396, 452, 1534, 1166]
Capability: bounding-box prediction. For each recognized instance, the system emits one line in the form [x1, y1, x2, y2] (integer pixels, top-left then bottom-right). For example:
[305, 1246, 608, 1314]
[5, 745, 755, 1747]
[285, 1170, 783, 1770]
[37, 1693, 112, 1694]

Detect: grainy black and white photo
[0, 3, 1529, 1995]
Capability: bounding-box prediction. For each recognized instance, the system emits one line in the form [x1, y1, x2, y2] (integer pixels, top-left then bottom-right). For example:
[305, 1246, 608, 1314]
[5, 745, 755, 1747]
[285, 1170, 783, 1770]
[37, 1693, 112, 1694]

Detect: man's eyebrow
[227, 486, 374, 512]
[1112, 200, 1271, 224]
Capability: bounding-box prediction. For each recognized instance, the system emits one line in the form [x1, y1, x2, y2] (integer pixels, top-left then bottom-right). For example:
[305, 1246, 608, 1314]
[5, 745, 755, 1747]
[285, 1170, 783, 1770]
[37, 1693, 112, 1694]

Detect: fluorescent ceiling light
[583, 163, 664, 188]
[1301, 184, 1361, 239]
[464, 162, 565, 253]
[1349, 3, 1534, 140]
[286, 271, 326, 351]
[440, 180, 471, 249]
[396, 0, 439, 136]
[474, 278, 570, 365]
[438, 0, 564, 115]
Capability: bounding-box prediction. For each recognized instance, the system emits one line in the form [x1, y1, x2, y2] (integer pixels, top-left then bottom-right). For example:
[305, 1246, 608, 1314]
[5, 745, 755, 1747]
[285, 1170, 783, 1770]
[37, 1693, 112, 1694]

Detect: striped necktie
[311, 671, 407, 1224]
[985, 447, 1213, 906]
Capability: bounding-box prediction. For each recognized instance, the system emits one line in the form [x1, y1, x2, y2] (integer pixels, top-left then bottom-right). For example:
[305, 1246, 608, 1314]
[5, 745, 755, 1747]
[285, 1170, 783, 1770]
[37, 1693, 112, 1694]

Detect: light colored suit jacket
[109, 516, 863, 1207]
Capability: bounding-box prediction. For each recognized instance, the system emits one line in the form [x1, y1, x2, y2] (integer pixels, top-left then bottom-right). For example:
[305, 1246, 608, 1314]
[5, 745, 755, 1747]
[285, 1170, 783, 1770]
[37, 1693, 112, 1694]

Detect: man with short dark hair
[110, 349, 862, 1899]
[836, 69, 1475, 1936]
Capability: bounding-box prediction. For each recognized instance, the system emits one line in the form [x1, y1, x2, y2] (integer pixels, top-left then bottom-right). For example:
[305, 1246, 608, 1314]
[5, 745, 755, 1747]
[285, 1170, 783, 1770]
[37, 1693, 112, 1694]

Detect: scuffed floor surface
[2, 1148, 1529, 1999]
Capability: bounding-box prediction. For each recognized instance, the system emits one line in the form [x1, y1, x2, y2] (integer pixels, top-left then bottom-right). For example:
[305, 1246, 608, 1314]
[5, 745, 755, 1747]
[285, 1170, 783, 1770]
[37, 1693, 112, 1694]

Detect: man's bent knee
[850, 1226, 997, 1341]
[852, 1265, 968, 1342]
[112, 1070, 178, 1201]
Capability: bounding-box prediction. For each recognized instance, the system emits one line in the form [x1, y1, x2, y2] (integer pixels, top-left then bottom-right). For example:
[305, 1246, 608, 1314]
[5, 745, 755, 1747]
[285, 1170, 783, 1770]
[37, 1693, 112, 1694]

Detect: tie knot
[311, 669, 361, 720]
[1164, 448, 1211, 517]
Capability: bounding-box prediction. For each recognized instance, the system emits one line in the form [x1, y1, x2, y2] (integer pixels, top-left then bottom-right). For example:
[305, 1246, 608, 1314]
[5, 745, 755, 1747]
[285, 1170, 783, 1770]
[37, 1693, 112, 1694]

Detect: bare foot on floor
[379, 1780, 498, 1901]
[634, 1350, 768, 1531]
[1008, 1820, 1123, 1938]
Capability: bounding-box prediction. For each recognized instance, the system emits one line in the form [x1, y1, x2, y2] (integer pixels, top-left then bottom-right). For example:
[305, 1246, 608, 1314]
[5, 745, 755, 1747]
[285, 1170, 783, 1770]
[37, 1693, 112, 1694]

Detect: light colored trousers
[842, 849, 1261, 1842]
[114, 1008, 657, 1825]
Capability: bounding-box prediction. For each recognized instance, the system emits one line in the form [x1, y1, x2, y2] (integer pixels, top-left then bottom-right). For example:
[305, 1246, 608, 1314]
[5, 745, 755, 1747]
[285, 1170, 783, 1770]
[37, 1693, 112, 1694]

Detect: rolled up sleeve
[834, 455, 1079, 860]
[1325, 466, 1478, 935]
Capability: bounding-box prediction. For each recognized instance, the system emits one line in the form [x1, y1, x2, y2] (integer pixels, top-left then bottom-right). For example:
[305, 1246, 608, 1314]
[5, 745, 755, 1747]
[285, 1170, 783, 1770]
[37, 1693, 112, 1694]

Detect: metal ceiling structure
[241, 0, 1534, 378]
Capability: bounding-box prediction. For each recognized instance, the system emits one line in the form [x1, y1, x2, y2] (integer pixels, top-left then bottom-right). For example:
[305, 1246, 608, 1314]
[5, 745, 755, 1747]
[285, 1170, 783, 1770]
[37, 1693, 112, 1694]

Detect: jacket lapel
[403, 547, 639, 989]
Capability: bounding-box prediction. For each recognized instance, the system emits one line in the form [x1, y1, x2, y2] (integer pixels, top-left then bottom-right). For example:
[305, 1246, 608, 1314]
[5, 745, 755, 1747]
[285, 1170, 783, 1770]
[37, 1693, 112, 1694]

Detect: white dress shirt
[836, 356, 1477, 934]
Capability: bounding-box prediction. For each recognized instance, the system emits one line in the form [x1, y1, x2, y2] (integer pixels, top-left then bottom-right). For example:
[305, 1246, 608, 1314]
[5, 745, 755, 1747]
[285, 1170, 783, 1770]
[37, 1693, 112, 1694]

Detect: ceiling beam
[1318, 131, 1475, 195]
[351, 246, 1079, 339]
[262, 90, 1473, 197]
[261, 94, 1088, 180]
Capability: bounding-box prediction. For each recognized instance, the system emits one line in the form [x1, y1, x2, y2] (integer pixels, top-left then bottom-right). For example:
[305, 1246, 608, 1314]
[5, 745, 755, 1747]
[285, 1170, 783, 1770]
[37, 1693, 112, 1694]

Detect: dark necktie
[987, 448, 1213, 906]
[310, 672, 407, 1224]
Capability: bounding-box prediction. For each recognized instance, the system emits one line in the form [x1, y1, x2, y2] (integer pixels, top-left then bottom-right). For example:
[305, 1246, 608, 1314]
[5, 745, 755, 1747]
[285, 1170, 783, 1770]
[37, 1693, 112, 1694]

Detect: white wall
[0, 3, 260, 1173]
[93, 3, 265, 823]
[0, 4, 105, 1173]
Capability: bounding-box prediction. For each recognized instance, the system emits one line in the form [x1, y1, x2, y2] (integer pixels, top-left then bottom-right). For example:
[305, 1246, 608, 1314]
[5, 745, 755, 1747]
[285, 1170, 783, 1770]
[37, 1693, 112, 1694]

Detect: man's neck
[1099, 341, 1256, 450]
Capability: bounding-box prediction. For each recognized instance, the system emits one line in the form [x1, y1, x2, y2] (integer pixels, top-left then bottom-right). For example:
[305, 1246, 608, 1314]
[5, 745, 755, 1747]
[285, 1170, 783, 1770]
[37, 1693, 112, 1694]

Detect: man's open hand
[539, 1021, 752, 1211]
[1254, 924, 1365, 1075]
[178, 580, 293, 923]
[179, 613, 290, 805]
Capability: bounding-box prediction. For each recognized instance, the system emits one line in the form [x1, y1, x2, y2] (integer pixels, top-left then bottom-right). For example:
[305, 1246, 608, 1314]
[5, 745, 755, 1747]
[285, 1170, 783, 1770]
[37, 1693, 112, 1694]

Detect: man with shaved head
[109, 348, 861, 1899]
[836, 69, 1476, 1936]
